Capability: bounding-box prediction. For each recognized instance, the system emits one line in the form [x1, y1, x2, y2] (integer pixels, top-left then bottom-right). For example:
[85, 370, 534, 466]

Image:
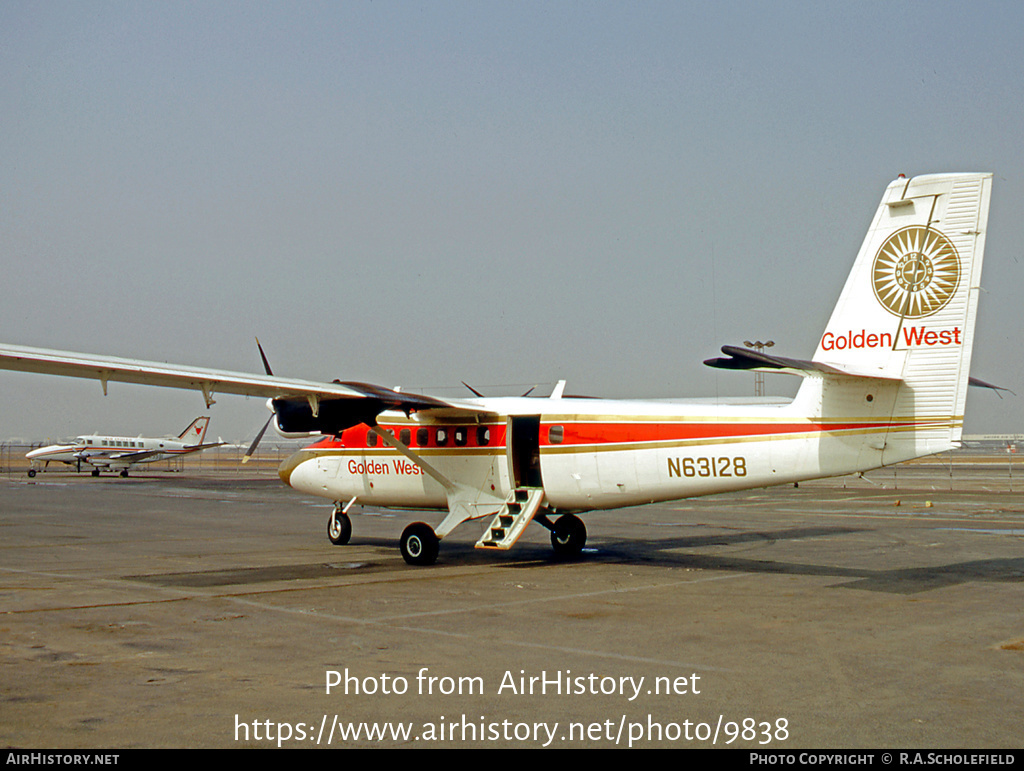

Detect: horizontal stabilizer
[968, 376, 1015, 396]
[704, 345, 898, 381]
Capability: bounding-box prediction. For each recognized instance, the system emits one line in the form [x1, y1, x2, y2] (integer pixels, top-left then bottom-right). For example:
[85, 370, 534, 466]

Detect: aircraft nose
[278, 450, 314, 490]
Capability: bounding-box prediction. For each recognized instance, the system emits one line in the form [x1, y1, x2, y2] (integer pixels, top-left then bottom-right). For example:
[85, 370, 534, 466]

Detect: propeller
[256, 337, 274, 376]
[463, 381, 537, 397]
[242, 338, 275, 464]
[242, 415, 273, 464]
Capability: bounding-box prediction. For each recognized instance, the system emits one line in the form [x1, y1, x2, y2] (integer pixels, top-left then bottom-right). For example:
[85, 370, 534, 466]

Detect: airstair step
[475, 488, 545, 551]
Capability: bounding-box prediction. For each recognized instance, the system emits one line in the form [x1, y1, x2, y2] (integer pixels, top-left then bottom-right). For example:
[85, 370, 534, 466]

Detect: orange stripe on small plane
[541, 420, 920, 446]
[305, 419, 945, 452]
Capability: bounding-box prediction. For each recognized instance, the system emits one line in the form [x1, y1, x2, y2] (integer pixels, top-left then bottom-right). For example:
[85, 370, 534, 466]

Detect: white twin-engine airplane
[25, 417, 222, 477]
[0, 173, 995, 565]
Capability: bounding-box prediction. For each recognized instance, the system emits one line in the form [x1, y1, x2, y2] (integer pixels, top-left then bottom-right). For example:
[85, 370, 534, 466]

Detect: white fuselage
[280, 382, 935, 518]
[27, 434, 198, 471]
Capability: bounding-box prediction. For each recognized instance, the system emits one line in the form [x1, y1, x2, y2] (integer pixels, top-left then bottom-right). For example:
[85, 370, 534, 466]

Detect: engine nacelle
[271, 396, 385, 437]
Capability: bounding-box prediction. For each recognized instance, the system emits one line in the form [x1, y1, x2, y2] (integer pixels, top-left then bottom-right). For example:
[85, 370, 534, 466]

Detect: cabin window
[476, 426, 490, 446]
[549, 425, 564, 444]
[366, 431, 378, 448]
[416, 427, 429, 447]
[435, 428, 448, 446]
[399, 428, 411, 445]
[454, 427, 467, 447]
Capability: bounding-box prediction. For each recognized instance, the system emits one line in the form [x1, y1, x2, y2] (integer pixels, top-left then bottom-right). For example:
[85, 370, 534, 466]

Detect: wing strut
[368, 426, 455, 493]
[367, 426, 502, 538]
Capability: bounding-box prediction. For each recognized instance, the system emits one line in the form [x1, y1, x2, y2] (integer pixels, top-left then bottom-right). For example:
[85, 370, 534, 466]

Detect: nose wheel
[327, 510, 352, 545]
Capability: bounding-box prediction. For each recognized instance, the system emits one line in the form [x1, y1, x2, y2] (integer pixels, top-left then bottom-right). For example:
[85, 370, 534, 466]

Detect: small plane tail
[178, 416, 211, 445]
[803, 172, 992, 462]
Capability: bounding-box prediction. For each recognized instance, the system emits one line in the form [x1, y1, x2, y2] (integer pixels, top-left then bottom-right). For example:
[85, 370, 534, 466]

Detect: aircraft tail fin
[804, 172, 992, 460]
[178, 416, 211, 445]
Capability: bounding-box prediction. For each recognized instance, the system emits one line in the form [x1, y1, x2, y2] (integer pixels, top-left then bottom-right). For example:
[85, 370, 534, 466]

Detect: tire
[550, 514, 587, 557]
[327, 512, 352, 545]
[400, 522, 439, 566]
[27, 469, 36, 478]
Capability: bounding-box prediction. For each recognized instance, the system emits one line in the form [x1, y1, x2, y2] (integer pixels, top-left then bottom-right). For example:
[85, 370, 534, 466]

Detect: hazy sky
[2, 1, 1022, 443]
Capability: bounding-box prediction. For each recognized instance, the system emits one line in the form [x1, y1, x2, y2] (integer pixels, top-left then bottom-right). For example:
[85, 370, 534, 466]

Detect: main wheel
[327, 511, 352, 545]
[91, 468, 100, 477]
[550, 514, 587, 557]
[400, 522, 439, 566]
[27, 469, 36, 478]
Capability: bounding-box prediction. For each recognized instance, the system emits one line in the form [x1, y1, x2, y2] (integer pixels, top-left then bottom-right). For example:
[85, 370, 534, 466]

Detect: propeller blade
[242, 415, 273, 464]
[461, 381, 484, 397]
[255, 337, 273, 376]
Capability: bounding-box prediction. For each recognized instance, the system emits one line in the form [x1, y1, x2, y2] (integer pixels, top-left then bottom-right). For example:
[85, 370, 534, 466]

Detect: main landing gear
[326, 505, 438, 565]
[324, 504, 586, 566]
[399, 522, 440, 566]
[546, 513, 587, 558]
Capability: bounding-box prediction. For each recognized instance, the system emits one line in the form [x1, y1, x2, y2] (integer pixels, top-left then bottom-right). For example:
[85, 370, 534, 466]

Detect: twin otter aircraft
[0, 173, 994, 565]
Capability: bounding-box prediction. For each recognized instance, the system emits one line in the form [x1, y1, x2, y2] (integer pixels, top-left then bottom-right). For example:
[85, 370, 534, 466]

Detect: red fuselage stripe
[305, 419, 943, 451]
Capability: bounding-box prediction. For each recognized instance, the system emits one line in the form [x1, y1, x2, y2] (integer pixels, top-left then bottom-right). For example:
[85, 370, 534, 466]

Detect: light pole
[743, 339, 774, 397]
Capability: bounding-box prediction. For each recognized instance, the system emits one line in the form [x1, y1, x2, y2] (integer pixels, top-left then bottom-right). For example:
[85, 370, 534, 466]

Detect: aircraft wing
[0, 344, 490, 434]
[103, 450, 166, 463]
[179, 442, 227, 455]
[0, 344, 375, 400]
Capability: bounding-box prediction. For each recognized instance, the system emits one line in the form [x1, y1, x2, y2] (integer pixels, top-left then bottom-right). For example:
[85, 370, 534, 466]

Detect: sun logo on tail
[872, 226, 960, 318]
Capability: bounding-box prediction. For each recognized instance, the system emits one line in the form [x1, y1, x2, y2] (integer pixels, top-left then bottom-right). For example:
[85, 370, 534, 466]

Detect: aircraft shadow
[131, 526, 1024, 595]
[447, 524, 1024, 595]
